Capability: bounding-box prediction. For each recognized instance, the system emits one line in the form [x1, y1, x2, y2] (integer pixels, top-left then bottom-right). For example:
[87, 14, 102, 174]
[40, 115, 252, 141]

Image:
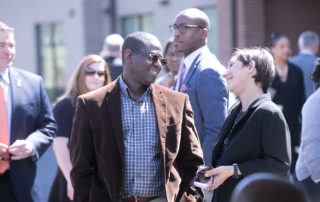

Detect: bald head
[122, 32, 162, 62]
[176, 8, 210, 31]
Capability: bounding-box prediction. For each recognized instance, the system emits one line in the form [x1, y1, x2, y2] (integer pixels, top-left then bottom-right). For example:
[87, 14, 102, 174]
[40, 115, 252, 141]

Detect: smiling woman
[49, 54, 111, 202]
[206, 47, 291, 202]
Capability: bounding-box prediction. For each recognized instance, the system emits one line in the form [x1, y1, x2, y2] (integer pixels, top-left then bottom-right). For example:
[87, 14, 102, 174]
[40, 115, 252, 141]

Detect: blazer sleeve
[25, 77, 56, 161]
[238, 108, 291, 176]
[70, 97, 94, 202]
[196, 68, 228, 164]
[176, 94, 204, 201]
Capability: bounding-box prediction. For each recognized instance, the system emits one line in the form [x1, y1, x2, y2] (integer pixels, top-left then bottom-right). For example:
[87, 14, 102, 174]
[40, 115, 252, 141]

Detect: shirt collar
[119, 75, 151, 101]
[0, 68, 10, 84]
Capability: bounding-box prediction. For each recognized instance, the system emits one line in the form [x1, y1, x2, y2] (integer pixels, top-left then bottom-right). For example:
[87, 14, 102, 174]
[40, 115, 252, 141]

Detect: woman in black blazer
[205, 48, 291, 202]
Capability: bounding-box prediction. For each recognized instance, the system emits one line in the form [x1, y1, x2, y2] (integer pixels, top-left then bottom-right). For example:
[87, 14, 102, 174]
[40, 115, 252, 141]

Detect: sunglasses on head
[131, 49, 168, 66]
[84, 67, 105, 78]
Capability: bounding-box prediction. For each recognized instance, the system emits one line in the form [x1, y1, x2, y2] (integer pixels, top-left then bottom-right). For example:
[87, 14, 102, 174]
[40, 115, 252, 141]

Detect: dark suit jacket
[211, 94, 291, 202]
[70, 79, 204, 202]
[8, 67, 56, 202]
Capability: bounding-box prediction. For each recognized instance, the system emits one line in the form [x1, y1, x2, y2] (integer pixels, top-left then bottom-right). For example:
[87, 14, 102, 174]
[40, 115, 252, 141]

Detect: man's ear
[201, 28, 208, 40]
[248, 61, 257, 75]
[124, 49, 133, 64]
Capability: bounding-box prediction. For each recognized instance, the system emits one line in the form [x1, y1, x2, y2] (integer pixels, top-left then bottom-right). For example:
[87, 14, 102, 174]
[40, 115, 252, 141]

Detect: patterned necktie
[178, 64, 186, 91]
[0, 76, 9, 173]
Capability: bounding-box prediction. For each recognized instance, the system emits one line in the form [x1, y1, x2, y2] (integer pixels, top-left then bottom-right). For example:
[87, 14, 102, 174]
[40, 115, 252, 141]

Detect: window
[201, 7, 219, 57]
[36, 22, 66, 102]
[122, 14, 153, 37]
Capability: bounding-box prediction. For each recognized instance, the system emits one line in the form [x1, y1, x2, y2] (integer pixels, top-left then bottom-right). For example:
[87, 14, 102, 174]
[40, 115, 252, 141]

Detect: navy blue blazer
[8, 67, 56, 202]
[174, 47, 228, 164]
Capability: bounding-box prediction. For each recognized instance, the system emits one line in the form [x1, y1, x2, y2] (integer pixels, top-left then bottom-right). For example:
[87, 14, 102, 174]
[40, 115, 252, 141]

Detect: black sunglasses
[84, 67, 106, 78]
[131, 49, 168, 66]
[169, 24, 205, 34]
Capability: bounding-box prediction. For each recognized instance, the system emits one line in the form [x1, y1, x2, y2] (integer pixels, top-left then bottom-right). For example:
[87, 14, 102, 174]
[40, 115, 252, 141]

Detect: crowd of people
[0, 7, 319, 202]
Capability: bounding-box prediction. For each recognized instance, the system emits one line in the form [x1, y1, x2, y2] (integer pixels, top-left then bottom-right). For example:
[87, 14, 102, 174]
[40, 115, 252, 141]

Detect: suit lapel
[8, 68, 23, 142]
[105, 80, 125, 165]
[182, 53, 201, 86]
[151, 84, 167, 178]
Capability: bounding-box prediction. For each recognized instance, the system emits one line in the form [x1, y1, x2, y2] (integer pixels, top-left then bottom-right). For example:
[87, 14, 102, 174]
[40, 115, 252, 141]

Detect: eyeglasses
[84, 67, 105, 78]
[169, 24, 205, 34]
[131, 50, 168, 66]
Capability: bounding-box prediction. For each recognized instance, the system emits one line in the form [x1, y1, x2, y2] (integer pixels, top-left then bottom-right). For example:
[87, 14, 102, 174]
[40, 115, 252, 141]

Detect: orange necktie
[0, 79, 9, 173]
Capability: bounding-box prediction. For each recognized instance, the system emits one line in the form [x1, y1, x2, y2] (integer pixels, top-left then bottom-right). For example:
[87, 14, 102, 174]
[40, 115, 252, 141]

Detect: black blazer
[211, 94, 291, 202]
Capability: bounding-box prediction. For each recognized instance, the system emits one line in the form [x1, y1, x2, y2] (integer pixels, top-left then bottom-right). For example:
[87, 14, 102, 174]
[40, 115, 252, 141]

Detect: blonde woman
[49, 55, 111, 202]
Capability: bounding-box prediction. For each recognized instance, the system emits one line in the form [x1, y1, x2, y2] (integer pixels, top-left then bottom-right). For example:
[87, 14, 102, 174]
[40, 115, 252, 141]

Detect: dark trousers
[299, 177, 320, 202]
[0, 170, 18, 202]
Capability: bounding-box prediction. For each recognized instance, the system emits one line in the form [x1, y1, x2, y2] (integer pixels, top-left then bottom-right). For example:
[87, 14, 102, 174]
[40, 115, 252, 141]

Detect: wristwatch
[233, 163, 239, 178]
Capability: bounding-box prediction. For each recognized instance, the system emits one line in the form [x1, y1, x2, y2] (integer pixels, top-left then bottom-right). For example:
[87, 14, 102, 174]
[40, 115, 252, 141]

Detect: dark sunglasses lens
[85, 67, 105, 77]
[85, 67, 95, 76]
[151, 55, 159, 64]
[97, 72, 105, 77]
[161, 58, 168, 65]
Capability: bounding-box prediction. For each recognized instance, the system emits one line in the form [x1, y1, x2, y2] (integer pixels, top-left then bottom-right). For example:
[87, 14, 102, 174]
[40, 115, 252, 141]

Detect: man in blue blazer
[290, 31, 319, 98]
[0, 21, 56, 202]
[171, 8, 228, 165]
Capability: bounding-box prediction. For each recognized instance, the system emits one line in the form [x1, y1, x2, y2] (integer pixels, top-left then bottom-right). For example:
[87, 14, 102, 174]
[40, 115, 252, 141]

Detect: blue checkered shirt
[119, 77, 165, 198]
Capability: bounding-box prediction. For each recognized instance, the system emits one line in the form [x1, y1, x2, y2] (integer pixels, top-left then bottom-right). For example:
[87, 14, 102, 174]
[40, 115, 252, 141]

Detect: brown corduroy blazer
[70, 79, 204, 202]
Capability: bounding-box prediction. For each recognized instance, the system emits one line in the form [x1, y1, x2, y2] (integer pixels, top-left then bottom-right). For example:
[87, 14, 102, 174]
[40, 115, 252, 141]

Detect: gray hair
[298, 31, 319, 48]
[0, 21, 14, 32]
[103, 34, 124, 53]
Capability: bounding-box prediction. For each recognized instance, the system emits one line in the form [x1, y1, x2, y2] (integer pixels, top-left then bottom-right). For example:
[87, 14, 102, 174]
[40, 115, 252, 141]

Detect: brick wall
[265, 0, 320, 55]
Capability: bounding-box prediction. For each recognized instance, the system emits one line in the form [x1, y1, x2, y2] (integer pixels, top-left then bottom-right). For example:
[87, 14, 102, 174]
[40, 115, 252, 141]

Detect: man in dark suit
[100, 33, 124, 80]
[289, 31, 319, 98]
[171, 8, 228, 165]
[70, 31, 204, 202]
[0, 21, 56, 202]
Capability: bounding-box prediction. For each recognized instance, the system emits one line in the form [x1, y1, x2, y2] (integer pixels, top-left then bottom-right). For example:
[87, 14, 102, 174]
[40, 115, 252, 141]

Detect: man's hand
[0, 142, 9, 155]
[8, 140, 34, 160]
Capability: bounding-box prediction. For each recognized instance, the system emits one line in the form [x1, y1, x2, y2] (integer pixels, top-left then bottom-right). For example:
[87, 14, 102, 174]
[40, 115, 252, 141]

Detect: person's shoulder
[10, 67, 42, 81]
[54, 97, 73, 109]
[304, 88, 320, 109]
[152, 83, 186, 99]
[289, 54, 301, 62]
[288, 61, 303, 72]
[198, 51, 226, 75]
[255, 98, 284, 119]
[80, 80, 117, 102]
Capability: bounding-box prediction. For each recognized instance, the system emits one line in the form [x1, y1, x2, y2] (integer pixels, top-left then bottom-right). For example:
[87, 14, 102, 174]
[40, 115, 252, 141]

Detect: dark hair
[121, 31, 161, 63]
[58, 54, 111, 105]
[231, 173, 307, 202]
[231, 47, 275, 93]
[311, 58, 320, 83]
[270, 33, 287, 47]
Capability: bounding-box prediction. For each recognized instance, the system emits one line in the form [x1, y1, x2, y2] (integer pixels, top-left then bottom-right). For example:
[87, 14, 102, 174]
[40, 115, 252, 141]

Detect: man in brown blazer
[70, 31, 204, 202]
